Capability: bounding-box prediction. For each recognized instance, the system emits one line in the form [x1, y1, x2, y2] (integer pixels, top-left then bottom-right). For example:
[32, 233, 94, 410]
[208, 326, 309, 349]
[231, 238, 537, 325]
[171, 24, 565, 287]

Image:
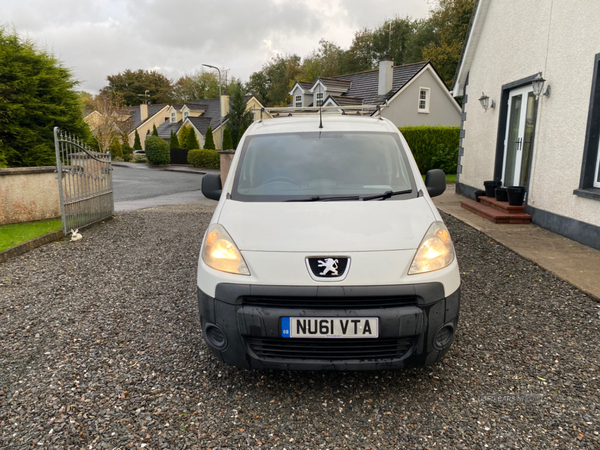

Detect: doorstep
[461, 199, 532, 224]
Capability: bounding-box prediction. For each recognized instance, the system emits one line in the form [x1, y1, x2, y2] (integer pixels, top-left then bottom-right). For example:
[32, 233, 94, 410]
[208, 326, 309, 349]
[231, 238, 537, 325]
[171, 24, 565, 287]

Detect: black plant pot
[495, 187, 508, 202]
[506, 186, 526, 206]
[474, 189, 486, 202]
[484, 180, 502, 197]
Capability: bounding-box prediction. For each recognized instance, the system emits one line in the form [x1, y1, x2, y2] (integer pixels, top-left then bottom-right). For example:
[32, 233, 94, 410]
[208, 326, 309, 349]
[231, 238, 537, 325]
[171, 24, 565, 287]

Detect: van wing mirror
[201, 173, 223, 201]
[425, 169, 446, 198]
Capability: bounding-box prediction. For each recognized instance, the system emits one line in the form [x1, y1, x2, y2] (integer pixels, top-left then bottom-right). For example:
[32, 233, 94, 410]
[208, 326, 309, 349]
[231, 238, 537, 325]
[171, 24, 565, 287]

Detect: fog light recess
[204, 323, 228, 350]
[433, 324, 455, 350]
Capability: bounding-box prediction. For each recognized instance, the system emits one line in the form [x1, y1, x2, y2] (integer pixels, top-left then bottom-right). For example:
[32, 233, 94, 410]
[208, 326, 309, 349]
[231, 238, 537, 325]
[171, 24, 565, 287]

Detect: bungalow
[289, 59, 461, 127]
[452, 0, 600, 250]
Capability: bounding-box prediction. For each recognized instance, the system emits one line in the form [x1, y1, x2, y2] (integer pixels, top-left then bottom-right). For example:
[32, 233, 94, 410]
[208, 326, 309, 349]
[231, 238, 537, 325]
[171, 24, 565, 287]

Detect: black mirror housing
[425, 169, 446, 198]
[202, 173, 223, 201]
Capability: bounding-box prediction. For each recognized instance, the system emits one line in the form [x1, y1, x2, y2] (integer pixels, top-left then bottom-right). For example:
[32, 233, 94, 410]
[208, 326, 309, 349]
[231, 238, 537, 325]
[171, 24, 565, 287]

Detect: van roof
[248, 115, 398, 136]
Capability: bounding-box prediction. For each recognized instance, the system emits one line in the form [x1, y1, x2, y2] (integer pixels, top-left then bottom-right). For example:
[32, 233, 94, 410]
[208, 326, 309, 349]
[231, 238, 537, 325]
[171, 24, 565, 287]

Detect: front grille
[246, 337, 413, 360]
[241, 296, 417, 309]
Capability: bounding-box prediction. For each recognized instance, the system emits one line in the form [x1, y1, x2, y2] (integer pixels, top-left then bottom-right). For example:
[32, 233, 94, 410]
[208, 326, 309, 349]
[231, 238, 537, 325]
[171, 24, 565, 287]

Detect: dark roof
[187, 98, 224, 129]
[186, 116, 213, 135]
[316, 78, 352, 92]
[324, 95, 364, 106]
[328, 61, 428, 105]
[124, 104, 168, 128]
[292, 81, 314, 92]
[157, 120, 183, 138]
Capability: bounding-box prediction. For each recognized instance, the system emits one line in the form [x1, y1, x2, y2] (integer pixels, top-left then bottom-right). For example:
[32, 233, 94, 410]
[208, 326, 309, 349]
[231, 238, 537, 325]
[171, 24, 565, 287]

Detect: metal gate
[54, 127, 114, 235]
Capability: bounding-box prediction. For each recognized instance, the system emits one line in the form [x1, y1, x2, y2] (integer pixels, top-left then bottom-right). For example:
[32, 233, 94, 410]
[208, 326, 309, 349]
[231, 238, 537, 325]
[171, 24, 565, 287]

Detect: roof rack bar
[252, 104, 388, 117]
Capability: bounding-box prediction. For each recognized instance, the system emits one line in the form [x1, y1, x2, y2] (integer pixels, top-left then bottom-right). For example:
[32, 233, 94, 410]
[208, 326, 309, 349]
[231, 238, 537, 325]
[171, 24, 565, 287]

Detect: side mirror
[201, 173, 222, 201]
[425, 169, 446, 198]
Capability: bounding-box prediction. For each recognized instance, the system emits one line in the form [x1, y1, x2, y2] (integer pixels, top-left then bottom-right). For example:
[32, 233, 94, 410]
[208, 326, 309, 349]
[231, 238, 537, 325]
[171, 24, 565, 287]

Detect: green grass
[422, 173, 457, 183]
[0, 219, 62, 253]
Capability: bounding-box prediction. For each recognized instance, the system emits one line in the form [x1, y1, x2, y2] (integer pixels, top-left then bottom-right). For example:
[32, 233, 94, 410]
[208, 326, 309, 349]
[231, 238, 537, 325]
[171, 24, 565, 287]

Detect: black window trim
[574, 52, 600, 201]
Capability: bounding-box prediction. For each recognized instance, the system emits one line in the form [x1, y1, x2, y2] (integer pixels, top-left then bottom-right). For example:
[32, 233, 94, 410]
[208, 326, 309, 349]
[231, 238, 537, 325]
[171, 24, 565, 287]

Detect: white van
[197, 113, 460, 370]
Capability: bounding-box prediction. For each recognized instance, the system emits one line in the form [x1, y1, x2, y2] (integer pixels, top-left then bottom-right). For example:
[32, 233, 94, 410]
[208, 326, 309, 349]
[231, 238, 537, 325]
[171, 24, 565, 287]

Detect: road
[112, 165, 210, 211]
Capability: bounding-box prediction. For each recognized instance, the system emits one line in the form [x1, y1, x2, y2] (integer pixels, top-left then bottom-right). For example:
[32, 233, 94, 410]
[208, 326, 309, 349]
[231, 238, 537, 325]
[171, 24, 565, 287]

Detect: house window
[316, 92, 324, 107]
[183, 111, 189, 119]
[295, 95, 302, 107]
[418, 88, 430, 113]
[576, 52, 600, 198]
[170, 112, 176, 123]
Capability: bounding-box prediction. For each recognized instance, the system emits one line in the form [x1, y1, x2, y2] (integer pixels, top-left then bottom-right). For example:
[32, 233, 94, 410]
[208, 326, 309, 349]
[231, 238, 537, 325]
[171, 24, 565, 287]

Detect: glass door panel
[503, 94, 522, 186]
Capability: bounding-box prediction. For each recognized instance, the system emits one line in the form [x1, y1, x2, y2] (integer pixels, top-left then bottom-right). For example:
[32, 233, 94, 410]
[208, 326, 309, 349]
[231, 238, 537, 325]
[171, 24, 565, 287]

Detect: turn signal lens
[408, 221, 455, 275]
[201, 224, 250, 275]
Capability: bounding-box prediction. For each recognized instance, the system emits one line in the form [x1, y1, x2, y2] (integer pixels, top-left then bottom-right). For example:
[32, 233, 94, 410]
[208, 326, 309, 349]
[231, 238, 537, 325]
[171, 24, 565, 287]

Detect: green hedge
[145, 136, 170, 165]
[188, 149, 220, 169]
[399, 126, 460, 174]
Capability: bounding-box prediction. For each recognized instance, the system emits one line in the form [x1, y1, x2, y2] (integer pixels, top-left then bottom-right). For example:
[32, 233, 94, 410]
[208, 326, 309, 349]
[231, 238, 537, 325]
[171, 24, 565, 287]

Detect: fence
[54, 127, 114, 235]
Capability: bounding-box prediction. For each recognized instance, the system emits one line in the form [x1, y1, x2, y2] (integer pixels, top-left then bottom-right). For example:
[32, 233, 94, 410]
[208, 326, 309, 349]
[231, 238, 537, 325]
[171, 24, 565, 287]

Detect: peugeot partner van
[197, 113, 460, 370]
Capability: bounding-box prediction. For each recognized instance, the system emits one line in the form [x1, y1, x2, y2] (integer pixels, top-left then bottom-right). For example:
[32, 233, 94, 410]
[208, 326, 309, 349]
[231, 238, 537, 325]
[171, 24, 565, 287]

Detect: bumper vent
[241, 296, 417, 309]
[246, 337, 413, 361]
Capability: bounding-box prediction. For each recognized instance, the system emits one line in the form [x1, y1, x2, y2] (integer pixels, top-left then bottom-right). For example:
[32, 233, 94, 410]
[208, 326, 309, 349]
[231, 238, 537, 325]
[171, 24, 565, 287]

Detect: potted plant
[484, 180, 502, 197]
[506, 186, 526, 206]
[495, 187, 508, 202]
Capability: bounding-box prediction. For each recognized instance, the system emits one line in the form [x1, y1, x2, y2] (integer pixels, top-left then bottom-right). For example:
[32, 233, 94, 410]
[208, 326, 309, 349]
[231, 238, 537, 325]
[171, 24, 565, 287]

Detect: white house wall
[459, 0, 600, 229]
[382, 69, 461, 127]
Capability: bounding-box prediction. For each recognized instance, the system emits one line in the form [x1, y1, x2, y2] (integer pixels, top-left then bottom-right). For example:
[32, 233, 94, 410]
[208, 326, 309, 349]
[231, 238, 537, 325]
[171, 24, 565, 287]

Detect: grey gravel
[1, 206, 599, 449]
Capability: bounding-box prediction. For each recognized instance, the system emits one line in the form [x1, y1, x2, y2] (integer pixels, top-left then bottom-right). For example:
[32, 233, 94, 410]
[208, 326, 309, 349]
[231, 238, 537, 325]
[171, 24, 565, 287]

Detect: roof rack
[254, 103, 388, 122]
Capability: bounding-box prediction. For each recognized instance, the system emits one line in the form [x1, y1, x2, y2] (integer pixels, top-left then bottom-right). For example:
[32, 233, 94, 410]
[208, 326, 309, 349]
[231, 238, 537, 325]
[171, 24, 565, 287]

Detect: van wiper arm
[286, 195, 361, 202]
[362, 189, 412, 201]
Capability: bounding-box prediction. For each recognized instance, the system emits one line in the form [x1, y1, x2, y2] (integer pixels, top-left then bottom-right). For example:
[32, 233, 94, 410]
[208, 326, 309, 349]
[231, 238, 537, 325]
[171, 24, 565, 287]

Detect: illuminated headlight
[201, 224, 250, 275]
[408, 221, 455, 275]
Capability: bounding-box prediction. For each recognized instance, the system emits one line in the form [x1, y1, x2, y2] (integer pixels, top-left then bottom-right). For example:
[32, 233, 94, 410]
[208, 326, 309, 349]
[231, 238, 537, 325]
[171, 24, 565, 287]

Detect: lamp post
[202, 64, 223, 150]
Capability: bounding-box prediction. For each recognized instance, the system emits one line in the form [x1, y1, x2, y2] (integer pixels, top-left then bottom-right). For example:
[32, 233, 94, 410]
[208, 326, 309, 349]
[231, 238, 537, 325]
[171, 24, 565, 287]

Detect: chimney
[140, 103, 148, 121]
[378, 56, 394, 96]
[220, 94, 230, 118]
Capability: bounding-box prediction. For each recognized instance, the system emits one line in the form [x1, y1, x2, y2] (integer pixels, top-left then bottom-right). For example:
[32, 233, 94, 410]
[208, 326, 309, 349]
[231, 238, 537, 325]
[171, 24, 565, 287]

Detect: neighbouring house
[289, 59, 461, 127]
[452, 0, 600, 250]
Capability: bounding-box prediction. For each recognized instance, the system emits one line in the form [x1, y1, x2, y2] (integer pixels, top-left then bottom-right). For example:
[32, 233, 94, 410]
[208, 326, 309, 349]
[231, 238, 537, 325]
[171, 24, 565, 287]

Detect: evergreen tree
[184, 129, 200, 149]
[0, 26, 91, 167]
[109, 137, 123, 157]
[152, 124, 159, 136]
[169, 129, 180, 149]
[223, 127, 233, 150]
[122, 140, 133, 155]
[237, 125, 247, 146]
[178, 125, 191, 149]
[133, 130, 142, 150]
[204, 126, 215, 150]
[226, 82, 253, 147]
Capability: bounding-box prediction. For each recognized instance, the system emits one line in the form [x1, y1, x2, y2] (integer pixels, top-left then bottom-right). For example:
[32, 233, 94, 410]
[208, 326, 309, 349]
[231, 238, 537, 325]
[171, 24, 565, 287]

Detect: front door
[502, 85, 536, 187]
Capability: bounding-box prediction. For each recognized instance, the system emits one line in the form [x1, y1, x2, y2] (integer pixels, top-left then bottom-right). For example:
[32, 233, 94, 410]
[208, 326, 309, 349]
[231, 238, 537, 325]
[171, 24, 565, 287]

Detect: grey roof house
[289, 59, 461, 127]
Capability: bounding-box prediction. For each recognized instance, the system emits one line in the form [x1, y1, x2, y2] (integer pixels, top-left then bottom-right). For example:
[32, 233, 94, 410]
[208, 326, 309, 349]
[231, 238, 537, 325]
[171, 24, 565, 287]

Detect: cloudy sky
[2, 0, 432, 94]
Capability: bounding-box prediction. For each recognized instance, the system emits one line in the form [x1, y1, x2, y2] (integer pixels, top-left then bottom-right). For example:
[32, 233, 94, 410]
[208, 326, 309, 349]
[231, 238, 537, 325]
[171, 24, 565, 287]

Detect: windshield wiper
[362, 189, 412, 201]
[286, 195, 361, 202]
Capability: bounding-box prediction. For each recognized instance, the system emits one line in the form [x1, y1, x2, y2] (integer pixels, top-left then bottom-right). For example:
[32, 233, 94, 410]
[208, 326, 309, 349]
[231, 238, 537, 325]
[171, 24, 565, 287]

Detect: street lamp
[202, 64, 223, 150]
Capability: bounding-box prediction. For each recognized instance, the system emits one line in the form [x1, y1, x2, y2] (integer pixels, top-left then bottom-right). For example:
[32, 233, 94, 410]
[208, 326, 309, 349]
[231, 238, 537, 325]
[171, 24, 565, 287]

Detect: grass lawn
[0, 219, 62, 253]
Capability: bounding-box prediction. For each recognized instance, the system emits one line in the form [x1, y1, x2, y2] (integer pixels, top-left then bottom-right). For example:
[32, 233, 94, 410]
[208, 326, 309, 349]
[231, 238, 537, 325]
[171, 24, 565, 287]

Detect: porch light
[479, 92, 495, 111]
[532, 72, 551, 99]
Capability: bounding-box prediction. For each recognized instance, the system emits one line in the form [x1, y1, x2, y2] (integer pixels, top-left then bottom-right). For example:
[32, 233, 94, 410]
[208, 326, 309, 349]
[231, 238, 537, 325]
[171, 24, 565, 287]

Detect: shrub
[122, 153, 132, 162]
[223, 127, 233, 150]
[152, 124, 159, 136]
[133, 130, 142, 150]
[170, 129, 180, 149]
[122, 140, 133, 155]
[185, 128, 200, 150]
[112, 156, 124, 162]
[109, 137, 123, 157]
[145, 136, 170, 165]
[188, 149, 220, 169]
[178, 125, 191, 149]
[399, 126, 460, 174]
[204, 126, 215, 150]
[133, 154, 148, 163]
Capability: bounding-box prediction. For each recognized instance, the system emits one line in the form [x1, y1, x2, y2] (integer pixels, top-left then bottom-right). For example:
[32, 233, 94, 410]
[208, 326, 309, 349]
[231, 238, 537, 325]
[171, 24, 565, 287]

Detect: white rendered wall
[460, 0, 600, 227]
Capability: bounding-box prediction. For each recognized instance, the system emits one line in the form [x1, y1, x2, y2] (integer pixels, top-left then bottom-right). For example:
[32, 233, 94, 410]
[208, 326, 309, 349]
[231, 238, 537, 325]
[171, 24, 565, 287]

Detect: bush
[109, 137, 123, 158]
[184, 129, 200, 150]
[399, 126, 460, 174]
[188, 149, 220, 169]
[133, 130, 142, 150]
[145, 136, 170, 165]
[133, 154, 148, 163]
[122, 153, 132, 162]
[204, 126, 215, 150]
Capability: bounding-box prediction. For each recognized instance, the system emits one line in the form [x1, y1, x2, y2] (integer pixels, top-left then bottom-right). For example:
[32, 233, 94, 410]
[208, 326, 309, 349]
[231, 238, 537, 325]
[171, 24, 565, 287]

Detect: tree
[88, 92, 132, 153]
[172, 70, 221, 102]
[169, 129, 180, 149]
[178, 125, 191, 149]
[122, 139, 133, 155]
[301, 39, 345, 81]
[423, 0, 475, 87]
[101, 69, 173, 105]
[247, 54, 302, 106]
[245, 71, 270, 106]
[225, 82, 253, 147]
[152, 124, 159, 136]
[342, 28, 376, 74]
[109, 137, 123, 158]
[222, 127, 233, 150]
[133, 130, 142, 150]
[144, 135, 170, 164]
[0, 26, 91, 167]
[184, 128, 200, 150]
[204, 126, 215, 150]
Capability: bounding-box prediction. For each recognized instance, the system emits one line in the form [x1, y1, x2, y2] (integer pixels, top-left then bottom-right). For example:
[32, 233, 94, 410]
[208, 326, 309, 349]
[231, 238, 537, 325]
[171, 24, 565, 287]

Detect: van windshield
[231, 131, 417, 202]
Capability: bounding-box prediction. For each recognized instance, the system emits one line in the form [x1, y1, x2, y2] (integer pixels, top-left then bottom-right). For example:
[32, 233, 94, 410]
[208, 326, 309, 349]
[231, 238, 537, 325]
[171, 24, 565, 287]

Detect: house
[124, 104, 170, 149]
[452, 0, 600, 250]
[289, 59, 461, 127]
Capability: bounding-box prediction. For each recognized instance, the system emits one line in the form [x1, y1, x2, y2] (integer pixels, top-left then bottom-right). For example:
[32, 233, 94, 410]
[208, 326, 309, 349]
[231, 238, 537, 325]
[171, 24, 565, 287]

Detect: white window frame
[183, 111, 189, 119]
[316, 92, 324, 107]
[418, 87, 430, 113]
[170, 112, 176, 123]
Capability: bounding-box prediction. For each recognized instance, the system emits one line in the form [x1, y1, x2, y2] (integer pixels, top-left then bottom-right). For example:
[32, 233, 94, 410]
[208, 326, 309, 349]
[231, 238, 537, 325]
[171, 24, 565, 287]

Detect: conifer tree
[170, 129, 180, 149]
[133, 130, 142, 150]
[109, 137, 123, 157]
[178, 125, 191, 149]
[204, 126, 215, 150]
[152, 124, 159, 136]
[184, 129, 200, 149]
[223, 127, 233, 150]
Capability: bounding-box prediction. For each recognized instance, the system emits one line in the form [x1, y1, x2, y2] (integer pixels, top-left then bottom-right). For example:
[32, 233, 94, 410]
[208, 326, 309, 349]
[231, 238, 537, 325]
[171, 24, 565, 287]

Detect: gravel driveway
[1, 204, 599, 449]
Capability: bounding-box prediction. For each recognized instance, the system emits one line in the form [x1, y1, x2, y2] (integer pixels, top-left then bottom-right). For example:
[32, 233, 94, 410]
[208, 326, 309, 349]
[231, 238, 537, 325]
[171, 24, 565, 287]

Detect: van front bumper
[198, 282, 460, 370]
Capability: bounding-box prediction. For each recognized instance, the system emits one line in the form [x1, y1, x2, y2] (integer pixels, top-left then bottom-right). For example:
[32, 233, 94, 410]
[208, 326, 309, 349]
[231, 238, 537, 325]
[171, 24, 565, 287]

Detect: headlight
[201, 224, 250, 275]
[408, 221, 455, 275]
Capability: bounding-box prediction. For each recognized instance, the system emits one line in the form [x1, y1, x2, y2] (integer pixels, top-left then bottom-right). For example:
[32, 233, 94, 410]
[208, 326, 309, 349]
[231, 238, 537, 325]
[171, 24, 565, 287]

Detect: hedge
[188, 149, 220, 169]
[145, 136, 170, 165]
[399, 126, 460, 174]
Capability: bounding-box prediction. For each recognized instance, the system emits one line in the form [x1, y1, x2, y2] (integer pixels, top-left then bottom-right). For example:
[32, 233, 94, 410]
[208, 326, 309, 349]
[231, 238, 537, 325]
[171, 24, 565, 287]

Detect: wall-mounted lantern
[479, 92, 495, 112]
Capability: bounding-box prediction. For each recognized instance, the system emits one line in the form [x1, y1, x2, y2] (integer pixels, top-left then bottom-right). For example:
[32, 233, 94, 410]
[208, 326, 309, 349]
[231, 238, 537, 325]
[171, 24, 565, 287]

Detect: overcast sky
[2, 0, 432, 94]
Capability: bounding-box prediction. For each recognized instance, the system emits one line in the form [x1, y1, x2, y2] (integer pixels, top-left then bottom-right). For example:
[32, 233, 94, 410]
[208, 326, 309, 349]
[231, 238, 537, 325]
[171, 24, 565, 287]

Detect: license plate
[281, 317, 379, 338]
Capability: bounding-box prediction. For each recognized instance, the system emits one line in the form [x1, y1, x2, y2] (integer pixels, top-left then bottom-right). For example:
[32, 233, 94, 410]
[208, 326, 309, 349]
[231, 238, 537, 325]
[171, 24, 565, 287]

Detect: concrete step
[479, 196, 526, 214]
[461, 200, 531, 224]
